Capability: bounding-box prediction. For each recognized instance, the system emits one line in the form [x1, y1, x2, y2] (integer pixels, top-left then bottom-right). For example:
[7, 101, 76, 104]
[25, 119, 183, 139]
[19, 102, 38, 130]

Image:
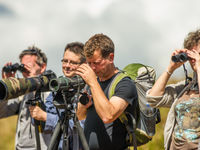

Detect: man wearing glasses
[32, 42, 86, 150]
[76, 34, 138, 150]
[61, 42, 86, 78]
[0, 46, 52, 150]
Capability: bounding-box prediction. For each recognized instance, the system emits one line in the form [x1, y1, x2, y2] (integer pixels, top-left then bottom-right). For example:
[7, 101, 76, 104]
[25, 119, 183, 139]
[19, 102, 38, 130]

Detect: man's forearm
[77, 103, 87, 120]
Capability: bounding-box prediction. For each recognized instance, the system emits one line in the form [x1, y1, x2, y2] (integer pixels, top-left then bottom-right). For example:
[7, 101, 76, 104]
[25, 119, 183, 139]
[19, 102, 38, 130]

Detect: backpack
[108, 63, 161, 150]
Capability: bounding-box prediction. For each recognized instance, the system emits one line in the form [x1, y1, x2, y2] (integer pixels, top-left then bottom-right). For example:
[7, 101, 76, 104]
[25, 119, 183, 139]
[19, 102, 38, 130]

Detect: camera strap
[182, 64, 199, 92]
[183, 64, 192, 86]
[189, 72, 199, 91]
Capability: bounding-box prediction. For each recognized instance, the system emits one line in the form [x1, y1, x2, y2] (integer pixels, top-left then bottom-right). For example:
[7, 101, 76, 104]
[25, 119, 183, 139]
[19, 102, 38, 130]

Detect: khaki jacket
[0, 92, 51, 150]
[146, 80, 185, 150]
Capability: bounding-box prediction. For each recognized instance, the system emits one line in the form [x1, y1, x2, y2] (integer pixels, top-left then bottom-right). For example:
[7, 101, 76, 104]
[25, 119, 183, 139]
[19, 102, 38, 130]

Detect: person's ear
[109, 53, 114, 62]
[40, 63, 47, 73]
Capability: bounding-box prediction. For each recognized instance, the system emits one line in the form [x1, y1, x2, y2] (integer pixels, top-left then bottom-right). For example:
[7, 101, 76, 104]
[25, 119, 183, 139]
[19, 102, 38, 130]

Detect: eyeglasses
[61, 59, 81, 65]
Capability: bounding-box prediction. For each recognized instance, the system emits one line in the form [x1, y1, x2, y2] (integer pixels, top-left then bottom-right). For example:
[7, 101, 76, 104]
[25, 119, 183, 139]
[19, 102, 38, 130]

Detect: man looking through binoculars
[0, 46, 52, 150]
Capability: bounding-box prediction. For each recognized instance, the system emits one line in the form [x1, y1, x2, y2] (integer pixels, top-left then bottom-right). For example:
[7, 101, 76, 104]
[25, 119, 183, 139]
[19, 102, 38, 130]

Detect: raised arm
[148, 49, 186, 96]
[76, 64, 129, 123]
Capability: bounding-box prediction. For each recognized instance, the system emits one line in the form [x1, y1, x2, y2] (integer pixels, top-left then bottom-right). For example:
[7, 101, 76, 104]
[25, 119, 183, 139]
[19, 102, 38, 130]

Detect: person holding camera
[0, 46, 52, 150]
[76, 33, 138, 150]
[35, 42, 86, 150]
[146, 29, 200, 150]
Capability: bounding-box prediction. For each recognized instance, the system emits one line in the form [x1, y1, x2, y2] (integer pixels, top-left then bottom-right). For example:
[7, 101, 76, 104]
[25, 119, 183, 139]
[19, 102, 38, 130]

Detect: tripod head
[48, 75, 89, 150]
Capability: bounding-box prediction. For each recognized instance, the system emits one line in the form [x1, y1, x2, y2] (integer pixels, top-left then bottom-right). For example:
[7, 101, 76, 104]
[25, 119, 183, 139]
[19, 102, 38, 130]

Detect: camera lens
[79, 93, 89, 105]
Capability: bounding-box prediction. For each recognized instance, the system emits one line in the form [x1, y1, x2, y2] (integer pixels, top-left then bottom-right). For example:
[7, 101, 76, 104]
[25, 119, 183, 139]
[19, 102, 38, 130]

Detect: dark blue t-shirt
[84, 73, 138, 150]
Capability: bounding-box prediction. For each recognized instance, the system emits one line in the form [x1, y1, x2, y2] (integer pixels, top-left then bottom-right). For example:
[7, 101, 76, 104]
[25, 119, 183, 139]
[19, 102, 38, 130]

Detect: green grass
[0, 108, 169, 150]
[0, 115, 17, 150]
[138, 108, 169, 150]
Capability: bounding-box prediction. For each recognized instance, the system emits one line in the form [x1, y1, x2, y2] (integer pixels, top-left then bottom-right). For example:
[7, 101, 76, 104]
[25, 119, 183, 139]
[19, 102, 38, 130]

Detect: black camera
[171, 52, 189, 62]
[79, 85, 90, 105]
[2, 63, 25, 73]
[79, 93, 89, 105]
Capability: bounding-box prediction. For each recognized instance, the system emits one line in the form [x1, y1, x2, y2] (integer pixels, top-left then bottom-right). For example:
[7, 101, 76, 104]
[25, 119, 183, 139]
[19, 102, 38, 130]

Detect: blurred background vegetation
[0, 107, 169, 150]
[138, 108, 169, 150]
[0, 115, 17, 150]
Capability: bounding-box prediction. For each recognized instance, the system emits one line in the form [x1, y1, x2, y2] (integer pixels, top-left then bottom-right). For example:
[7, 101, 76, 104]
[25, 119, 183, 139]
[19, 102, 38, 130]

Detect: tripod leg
[62, 117, 70, 150]
[48, 120, 63, 150]
[72, 125, 79, 150]
[34, 124, 41, 150]
[74, 120, 89, 150]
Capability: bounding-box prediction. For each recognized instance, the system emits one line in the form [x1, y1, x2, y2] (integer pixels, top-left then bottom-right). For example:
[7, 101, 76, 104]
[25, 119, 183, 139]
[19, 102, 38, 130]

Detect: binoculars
[171, 52, 189, 62]
[2, 63, 25, 73]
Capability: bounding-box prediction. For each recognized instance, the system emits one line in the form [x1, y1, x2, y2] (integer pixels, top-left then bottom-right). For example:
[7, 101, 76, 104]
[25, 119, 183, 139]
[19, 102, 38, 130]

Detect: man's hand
[76, 94, 92, 120]
[2, 62, 16, 78]
[76, 63, 97, 87]
[168, 49, 188, 73]
[29, 105, 47, 121]
[23, 63, 39, 77]
[187, 49, 200, 71]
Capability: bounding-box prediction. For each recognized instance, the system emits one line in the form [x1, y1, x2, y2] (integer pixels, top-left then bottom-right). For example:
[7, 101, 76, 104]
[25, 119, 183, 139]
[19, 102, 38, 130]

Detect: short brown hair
[84, 33, 114, 58]
[184, 29, 200, 50]
[19, 45, 47, 66]
[64, 42, 86, 64]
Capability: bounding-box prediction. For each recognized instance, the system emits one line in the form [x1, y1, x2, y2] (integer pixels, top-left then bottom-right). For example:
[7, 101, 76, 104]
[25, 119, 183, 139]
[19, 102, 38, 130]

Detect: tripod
[47, 89, 89, 150]
[26, 90, 46, 150]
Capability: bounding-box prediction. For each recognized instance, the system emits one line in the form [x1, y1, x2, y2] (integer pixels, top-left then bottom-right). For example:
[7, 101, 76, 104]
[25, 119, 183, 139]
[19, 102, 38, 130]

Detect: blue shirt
[44, 92, 85, 149]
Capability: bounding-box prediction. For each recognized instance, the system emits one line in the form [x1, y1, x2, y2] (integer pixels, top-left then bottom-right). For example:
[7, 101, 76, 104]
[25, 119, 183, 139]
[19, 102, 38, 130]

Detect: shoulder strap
[108, 71, 138, 150]
[176, 80, 193, 100]
[108, 72, 128, 99]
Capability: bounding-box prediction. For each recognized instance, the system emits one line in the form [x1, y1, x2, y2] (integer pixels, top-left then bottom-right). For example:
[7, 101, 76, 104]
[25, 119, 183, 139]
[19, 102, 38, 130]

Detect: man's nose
[63, 62, 70, 67]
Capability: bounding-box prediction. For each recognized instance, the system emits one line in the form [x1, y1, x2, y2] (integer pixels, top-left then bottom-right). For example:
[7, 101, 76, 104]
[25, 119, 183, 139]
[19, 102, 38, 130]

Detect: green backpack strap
[108, 72, 137, 150]
[108, 72, 128, 99]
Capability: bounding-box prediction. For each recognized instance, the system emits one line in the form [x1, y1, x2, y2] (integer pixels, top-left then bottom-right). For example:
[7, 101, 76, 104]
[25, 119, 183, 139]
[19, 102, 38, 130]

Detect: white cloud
[0, 0, 200, 79]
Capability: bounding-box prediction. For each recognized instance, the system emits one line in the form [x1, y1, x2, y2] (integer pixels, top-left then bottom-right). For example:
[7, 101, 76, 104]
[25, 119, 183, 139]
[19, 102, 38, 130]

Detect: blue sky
[0, 0, 200, 79]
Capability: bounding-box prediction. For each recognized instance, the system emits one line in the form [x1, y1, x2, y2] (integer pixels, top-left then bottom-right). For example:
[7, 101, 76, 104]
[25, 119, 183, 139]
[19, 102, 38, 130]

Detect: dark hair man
[30, 42, 86, 150]
[76, 34, 138, 150]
